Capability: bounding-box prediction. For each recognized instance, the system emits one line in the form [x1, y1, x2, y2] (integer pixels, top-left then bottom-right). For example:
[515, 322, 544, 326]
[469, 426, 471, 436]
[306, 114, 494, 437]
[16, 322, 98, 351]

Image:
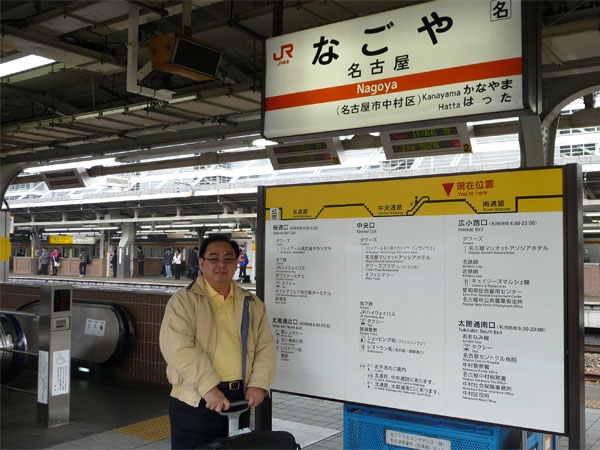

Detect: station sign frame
[261, 0, 540, 142]
[256, 164, 583, 442]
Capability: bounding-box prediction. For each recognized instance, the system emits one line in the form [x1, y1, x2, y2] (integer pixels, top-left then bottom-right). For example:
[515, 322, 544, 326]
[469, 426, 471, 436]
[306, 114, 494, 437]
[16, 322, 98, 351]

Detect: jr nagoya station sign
[263, 0, 527, 139]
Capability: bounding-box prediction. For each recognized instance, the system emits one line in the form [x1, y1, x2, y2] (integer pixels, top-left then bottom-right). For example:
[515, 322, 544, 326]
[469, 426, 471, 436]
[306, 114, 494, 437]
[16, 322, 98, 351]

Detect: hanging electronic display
[267, 138, 345, 170]
[381, 123, 473, 159]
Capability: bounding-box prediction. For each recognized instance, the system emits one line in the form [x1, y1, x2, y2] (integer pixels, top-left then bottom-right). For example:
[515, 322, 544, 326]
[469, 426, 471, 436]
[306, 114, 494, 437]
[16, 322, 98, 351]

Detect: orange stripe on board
[265, 57, 522, 111]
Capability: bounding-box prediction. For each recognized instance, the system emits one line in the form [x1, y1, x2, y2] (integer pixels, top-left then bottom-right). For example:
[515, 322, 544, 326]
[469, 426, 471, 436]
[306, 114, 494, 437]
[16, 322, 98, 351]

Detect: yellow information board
[49, 236, 74, 244]
[265, 167, 563, 220]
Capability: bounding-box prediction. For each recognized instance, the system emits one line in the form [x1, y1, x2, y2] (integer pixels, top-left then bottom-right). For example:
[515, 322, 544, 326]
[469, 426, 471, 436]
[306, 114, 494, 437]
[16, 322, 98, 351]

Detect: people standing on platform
[111, 251, 118, 278]
[137, 246, 145, 276]
[238, 250, 249, 282]
[39, 247, 50, 275]
[188, 247, 199, 279]
[172, 248, 182, 280]
[79, 248, 89, 277]
[50, 248, 60, 276]
[159, 234, 276, 449]
[164, 248, 174, 278]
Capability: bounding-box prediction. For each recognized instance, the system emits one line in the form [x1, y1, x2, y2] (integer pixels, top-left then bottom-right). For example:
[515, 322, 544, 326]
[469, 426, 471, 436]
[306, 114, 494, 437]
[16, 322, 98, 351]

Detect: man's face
[199, 241, 237, 287]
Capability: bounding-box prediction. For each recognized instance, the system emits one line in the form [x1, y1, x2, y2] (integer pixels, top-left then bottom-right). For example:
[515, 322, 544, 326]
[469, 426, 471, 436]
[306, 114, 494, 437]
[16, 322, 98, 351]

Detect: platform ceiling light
[252, 138, 278, 148]
[0, 54, 55, 78]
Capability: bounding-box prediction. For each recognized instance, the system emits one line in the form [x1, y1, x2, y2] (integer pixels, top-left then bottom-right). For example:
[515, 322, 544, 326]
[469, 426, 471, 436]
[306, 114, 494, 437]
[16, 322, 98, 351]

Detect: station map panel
[263, 167, 566, 433]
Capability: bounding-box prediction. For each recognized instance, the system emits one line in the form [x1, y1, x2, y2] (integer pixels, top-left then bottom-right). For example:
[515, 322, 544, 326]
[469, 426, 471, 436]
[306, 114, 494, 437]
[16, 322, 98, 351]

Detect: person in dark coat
[137, 246, 145, 276]
[164, 248, 174, 278]
[39, 247, 50, 275]
[111, 251, 118, 278]
[188, 247, 200, 279]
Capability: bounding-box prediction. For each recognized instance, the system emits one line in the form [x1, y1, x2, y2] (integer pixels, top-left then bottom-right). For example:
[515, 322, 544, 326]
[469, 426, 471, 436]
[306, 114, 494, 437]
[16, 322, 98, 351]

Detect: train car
[9, 232, 254, 280]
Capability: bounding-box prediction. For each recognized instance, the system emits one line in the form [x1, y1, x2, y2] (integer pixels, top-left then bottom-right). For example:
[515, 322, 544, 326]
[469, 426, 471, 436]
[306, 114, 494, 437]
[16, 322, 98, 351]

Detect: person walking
[39, 247, 50, 275]
[164, 248, 174, 278]
[172, 248, 182, 280]
[137, 246, 145, 276]
[238, 250, 249, 282]
[187, 247, 199, 279]
[50, 248, 61, 276]
[159, 234, 276, 449]
[79, 248, 89, 277]
[111, 250, 118, 278]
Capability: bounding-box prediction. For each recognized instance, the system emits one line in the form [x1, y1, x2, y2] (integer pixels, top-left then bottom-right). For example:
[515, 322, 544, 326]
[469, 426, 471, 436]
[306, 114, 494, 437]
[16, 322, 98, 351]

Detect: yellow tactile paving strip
[586, 399, 600, 409]
[114, 415, 171, 441]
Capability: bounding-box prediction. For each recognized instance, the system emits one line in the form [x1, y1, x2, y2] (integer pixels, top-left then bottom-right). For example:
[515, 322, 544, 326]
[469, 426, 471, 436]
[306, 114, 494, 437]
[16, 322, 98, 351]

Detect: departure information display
[382, 123, 472, 158]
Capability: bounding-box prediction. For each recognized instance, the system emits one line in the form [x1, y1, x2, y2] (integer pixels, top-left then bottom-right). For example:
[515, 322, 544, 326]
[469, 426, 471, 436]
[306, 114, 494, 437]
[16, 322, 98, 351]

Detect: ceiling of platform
[1, 0, 600, 229]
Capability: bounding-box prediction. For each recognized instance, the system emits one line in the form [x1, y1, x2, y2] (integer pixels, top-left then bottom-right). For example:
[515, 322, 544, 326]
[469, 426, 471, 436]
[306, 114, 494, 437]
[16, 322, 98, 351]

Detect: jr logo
[273, 43, 293, 64]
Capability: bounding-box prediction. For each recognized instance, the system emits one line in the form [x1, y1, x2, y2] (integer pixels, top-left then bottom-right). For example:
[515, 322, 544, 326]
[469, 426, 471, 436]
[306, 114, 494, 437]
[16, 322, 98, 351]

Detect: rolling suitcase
[203, 401, 300, 449]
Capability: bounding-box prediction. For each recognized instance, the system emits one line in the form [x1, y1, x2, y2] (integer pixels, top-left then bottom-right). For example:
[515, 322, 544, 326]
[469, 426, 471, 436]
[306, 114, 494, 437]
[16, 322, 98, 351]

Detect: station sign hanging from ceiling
[262, 0, 539, 141]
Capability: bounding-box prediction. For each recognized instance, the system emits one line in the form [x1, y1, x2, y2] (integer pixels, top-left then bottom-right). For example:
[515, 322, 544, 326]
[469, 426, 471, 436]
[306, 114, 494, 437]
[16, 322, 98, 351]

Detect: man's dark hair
[199, 234, 240, 259]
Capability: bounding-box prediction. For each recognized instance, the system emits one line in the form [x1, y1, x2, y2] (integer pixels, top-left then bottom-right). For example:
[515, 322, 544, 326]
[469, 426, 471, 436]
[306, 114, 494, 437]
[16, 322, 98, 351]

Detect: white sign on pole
[263, 0, 527, 139]
[38, 350, 49, 404]
[51, 349, 70, 396]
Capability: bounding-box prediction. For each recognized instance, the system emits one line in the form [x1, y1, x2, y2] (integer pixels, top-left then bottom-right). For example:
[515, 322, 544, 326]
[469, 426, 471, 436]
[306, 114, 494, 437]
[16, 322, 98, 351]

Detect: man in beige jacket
[159, 234, 276, 448]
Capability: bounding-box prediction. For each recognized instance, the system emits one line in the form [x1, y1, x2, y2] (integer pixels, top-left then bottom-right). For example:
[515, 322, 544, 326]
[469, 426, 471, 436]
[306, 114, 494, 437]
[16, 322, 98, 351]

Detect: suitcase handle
[217, 400, 250, 417]
[217, 400, 250, 435]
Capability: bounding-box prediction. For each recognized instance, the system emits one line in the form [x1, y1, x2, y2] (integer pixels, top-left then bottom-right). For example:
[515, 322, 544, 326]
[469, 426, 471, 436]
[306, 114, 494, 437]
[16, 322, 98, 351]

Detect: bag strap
[241, 295, 252, 389]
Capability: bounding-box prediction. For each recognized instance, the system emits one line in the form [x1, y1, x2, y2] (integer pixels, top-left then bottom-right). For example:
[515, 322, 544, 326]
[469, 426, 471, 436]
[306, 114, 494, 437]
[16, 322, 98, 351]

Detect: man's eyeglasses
[202, 257, 237, 264]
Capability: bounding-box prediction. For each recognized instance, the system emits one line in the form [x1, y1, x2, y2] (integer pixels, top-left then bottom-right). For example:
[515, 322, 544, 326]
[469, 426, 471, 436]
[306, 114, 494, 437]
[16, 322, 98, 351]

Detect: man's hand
[204, 386, 230, 412]
[246, 387, 267, 407]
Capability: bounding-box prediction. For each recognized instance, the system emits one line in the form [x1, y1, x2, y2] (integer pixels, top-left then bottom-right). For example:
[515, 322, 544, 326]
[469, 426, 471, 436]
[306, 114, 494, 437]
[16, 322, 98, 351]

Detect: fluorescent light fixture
[77, 366, 91, 373]
[585, 213, 600, 217]
[583, 164, 600, 172]
[584, 229, 600, 233]
[252, 138, 278, 147]
[0, 55, 55, 77]
[23, 157, 117, 173]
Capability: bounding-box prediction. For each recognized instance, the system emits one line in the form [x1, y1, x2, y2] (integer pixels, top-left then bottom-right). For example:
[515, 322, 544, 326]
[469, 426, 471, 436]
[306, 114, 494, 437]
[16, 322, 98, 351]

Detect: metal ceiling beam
[124, 0, 169, 17]
[1, 24, 124, 72]
[15, 1, 100, 27]
[145, 107, 209, 123]
[0, 62, 75, 84]
[12, 212, 257, 228]
[2, 119, 262, 165]
[2, 83, 256, 134]
[1, 84, 82, 116]
[227, 19, 266, 42]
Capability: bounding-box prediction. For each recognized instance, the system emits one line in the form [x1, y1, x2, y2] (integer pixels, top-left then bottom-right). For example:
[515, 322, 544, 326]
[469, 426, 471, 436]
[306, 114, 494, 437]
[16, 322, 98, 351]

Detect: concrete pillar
[519, 115, 546, 168]
[117, 223, 135, 278]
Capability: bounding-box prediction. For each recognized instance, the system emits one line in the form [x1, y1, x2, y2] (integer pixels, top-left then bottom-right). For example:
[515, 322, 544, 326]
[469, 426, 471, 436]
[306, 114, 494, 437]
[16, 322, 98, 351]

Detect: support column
[0, 212, 11, 282]
[117, 223, 135, 278]
[519, 115, 546, 168]
[541, 115, 560, 166]
[30, 226, 41, 275]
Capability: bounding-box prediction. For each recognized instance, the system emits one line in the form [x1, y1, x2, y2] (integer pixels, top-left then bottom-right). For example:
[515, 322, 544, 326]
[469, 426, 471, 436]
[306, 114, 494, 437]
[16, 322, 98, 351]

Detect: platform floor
[3, 372, 600, 450]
